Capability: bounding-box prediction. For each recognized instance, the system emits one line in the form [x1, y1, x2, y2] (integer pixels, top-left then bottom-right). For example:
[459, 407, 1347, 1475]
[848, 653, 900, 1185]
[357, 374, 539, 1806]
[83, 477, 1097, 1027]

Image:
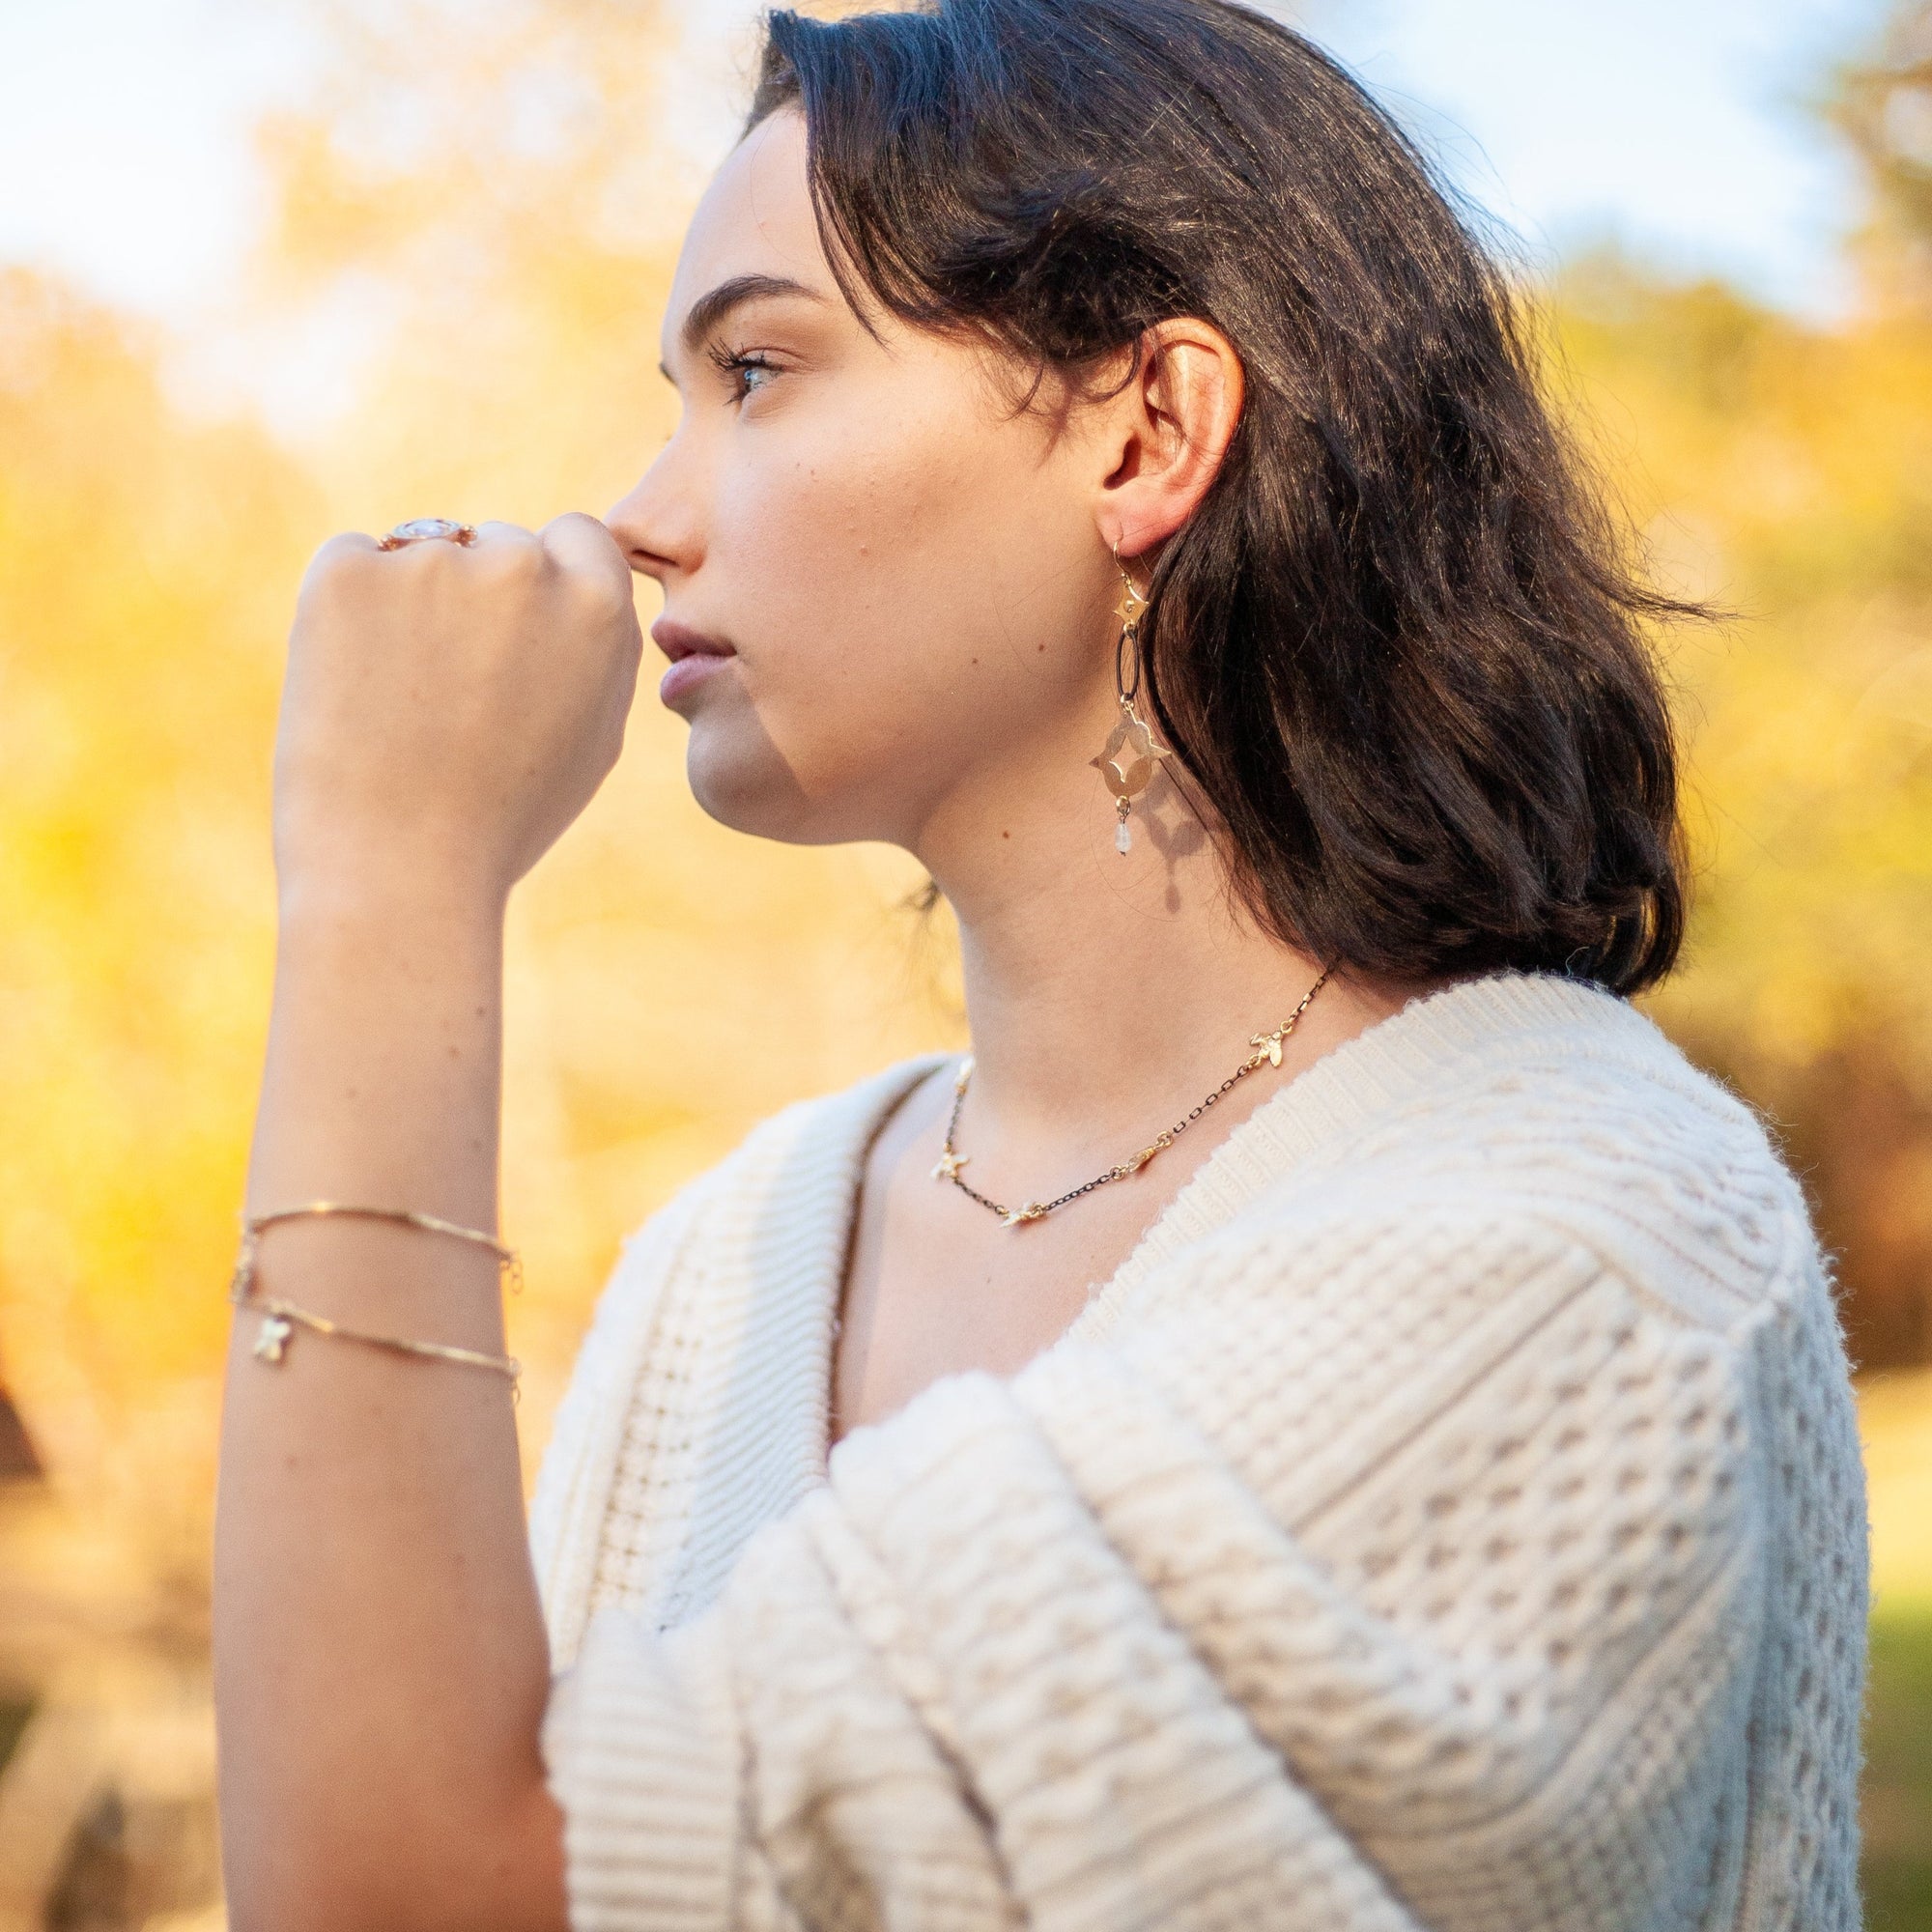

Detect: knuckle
[419, 538, 476, 575]
[570, 564, 634, 619]
[300, 535, 374, 597]
[477, 534, 545, 583]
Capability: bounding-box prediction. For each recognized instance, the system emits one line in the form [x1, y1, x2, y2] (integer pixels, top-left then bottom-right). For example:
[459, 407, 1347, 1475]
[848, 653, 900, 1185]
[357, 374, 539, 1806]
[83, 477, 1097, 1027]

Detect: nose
[605, 440, 699, 587]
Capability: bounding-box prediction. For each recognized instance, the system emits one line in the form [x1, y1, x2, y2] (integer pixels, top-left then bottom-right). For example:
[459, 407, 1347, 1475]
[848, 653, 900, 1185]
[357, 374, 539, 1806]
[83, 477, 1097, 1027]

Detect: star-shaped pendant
[253, 1312, 294, 1363]
[931, 1150, 969, 1181]
[1089, 701, 1173, 805]
[999, 1202, 1048, 1227]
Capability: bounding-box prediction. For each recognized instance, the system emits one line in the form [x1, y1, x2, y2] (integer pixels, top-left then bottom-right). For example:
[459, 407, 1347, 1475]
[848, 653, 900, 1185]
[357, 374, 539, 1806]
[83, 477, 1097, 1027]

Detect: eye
[707, 346, 781, 404]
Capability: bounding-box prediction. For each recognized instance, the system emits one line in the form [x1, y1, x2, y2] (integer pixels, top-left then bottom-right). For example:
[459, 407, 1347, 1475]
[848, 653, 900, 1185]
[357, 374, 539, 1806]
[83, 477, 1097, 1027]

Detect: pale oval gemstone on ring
[378, 517, 479, 550]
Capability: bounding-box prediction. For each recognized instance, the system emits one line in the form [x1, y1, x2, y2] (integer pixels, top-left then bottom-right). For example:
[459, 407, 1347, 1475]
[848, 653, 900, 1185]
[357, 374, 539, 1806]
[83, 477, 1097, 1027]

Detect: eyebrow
[663, 272, 830, 375]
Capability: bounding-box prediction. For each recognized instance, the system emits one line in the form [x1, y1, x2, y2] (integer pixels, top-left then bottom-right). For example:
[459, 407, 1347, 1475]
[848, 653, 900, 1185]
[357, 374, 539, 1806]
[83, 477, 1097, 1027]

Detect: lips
[651, 618, 736, 665]
[651, 617, 737, 708]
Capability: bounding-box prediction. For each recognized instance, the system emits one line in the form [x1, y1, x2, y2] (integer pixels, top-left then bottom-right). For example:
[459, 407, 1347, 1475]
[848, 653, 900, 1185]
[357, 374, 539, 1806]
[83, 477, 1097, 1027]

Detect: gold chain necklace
[931, 970, 1331, 1227]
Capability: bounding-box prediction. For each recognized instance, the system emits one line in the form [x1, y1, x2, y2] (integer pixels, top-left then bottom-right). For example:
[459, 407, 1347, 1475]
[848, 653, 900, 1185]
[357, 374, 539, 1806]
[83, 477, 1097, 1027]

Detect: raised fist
[273, 514, 643, 913]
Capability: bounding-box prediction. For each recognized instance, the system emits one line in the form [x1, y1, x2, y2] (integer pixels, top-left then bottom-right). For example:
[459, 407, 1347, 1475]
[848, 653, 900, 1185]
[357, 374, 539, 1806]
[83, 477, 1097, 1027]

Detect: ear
[1094, 317, 1245, 559]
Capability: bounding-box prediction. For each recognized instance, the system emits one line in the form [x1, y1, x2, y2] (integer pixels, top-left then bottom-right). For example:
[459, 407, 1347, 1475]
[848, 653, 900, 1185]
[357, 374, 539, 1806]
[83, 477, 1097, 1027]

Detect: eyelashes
[704, 343, 781, 402]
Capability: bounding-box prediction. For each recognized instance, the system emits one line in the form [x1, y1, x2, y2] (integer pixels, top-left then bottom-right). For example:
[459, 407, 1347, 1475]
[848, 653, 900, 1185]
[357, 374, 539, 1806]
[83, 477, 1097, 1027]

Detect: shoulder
[1168, 973, 1823, 1342]
[1081, 981, 1858, 1616]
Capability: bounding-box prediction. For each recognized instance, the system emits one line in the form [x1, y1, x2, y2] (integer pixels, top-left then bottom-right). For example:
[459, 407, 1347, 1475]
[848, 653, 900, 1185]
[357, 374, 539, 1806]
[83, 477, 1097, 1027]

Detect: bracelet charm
[254, 1313, 295, 1364]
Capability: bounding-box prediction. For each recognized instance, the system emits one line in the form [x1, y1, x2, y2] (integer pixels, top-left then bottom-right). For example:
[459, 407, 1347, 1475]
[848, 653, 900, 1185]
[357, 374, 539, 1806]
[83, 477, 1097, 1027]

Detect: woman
[212, 2, 1870, 1928]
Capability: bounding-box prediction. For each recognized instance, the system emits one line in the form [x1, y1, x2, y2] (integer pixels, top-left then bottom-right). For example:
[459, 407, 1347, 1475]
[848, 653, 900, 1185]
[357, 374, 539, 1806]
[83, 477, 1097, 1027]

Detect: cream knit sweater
[529, 972, 1870, 1931]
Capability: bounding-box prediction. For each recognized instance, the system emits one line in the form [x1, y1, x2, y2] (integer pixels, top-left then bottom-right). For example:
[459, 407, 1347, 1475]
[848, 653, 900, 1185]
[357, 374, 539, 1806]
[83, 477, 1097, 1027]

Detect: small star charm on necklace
[931, 1149, 969, 1181]
[999, 1203, 1048, 1227]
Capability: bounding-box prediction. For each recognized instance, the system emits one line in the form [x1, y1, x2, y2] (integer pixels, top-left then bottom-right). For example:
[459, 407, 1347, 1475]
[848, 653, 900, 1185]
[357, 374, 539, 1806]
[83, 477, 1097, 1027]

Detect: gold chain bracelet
[229, 1203, 522, 1393]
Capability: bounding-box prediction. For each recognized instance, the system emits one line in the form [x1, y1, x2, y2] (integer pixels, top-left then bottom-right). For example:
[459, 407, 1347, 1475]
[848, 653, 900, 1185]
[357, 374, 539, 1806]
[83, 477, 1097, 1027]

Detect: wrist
[275, 860, 511, 943]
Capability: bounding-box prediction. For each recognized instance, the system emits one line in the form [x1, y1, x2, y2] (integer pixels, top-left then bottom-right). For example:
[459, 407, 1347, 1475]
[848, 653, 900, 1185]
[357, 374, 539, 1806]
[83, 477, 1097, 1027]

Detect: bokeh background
[1, 0, 1928, 1924]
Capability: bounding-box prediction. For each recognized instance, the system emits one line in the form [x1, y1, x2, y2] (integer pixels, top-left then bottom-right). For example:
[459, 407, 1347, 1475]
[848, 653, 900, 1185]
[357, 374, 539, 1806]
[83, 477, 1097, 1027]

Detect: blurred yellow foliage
[0, 271, 312, 1588]
[1861, 1365, 1932, 1613]
[1558, 263, 1932, 1068]
[1552, 260, 1932, 1370]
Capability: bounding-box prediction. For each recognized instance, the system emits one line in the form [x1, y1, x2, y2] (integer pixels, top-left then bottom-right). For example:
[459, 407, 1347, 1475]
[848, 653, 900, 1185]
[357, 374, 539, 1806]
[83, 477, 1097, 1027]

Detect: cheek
[720, 400, 966, 669]
[703, 383, 1094, 808]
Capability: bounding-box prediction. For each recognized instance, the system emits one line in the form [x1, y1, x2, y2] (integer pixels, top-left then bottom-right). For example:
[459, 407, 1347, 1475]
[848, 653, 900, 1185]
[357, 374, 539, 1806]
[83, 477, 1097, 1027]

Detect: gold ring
[377, 518, 480, 551]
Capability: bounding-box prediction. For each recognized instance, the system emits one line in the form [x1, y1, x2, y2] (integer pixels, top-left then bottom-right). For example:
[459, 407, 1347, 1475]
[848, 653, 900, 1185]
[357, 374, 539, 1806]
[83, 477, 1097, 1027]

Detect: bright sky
[0, 0, 1893, 340]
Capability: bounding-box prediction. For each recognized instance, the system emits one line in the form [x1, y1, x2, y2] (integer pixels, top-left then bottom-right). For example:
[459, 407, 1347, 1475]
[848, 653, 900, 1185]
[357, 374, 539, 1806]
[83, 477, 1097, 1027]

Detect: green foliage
[1863, 1606, 1932, 1929]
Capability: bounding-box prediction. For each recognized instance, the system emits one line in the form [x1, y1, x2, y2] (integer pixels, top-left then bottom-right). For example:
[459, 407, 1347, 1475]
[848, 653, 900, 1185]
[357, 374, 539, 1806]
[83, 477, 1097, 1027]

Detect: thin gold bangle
[226, 1278, 521, 1391]
[242, 1201, 522, 1293]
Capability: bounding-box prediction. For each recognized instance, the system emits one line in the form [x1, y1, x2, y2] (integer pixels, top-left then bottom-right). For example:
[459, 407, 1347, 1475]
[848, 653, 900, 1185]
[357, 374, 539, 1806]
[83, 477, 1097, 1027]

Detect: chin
[684, 707, 928, 849]
[683, 715, 832, 845]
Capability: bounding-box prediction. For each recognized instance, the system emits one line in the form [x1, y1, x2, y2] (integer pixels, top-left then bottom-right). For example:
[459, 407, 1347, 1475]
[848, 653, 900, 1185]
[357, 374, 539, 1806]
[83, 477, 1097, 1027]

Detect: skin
[213, 106, 1437, 1932]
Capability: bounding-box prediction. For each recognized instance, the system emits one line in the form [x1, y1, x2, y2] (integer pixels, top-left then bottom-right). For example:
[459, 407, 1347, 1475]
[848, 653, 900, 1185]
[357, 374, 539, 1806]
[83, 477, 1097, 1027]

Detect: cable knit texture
[529, 972, 1871, 1931]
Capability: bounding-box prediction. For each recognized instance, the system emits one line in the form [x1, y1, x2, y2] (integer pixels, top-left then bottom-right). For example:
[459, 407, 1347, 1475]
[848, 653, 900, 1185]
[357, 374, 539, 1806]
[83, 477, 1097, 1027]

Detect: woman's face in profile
[607, 109, 1122, 853]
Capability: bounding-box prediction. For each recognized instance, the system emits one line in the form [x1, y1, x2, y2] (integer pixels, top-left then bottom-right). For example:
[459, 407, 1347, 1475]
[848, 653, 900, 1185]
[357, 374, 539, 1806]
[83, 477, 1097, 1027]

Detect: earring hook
[1111, 539, 1150, 708]
[1111, 536, 1150, 623]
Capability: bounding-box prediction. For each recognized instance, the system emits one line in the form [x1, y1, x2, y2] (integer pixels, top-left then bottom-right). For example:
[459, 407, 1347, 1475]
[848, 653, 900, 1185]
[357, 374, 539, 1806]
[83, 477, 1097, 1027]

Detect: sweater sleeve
[540, 1205, 1786, 1932]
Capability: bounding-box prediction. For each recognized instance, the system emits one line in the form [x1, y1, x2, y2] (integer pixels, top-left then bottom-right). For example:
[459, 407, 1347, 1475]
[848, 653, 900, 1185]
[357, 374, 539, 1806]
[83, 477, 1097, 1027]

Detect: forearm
[213, 882, 565, 1932]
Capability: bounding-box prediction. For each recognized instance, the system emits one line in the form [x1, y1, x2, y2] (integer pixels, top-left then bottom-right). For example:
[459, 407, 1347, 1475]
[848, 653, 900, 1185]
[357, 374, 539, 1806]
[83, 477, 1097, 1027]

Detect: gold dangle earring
[1090, 541, 1174, 854]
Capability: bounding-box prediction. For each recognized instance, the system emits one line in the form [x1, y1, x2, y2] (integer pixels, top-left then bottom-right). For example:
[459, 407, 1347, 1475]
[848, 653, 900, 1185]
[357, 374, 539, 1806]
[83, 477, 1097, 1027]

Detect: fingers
[304, 518, 630, 611]
[297, 528, 383, 604]
[316, 530, 383, 557]
[315, 518, 615, 572]
[539, 511, 633, 598]
[303, 529, 381, 585]
[471, 519, 540, 552]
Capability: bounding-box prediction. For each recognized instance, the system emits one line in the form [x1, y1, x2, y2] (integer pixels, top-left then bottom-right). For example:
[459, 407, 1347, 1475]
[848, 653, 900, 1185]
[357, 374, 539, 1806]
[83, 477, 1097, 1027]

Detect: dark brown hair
[750, 0, 1690, 993]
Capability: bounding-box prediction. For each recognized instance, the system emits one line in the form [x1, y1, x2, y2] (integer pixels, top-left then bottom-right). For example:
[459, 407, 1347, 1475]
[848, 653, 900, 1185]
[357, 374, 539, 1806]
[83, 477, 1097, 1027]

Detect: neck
[911, 745, 1433, 1163]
